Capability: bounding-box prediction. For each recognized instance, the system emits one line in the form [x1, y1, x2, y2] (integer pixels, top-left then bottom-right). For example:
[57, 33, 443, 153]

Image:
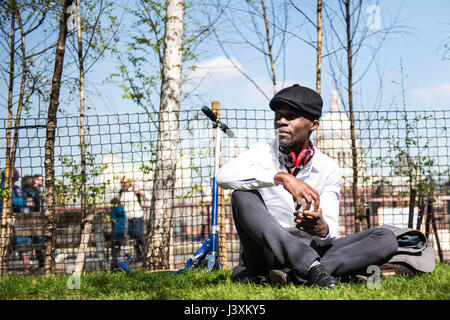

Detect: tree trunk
[74, 0, 89, 275]
[212, 101, 228, 269]
[74, 211, 94, 275]
[260, 0, 277, 95]
[315, 0, 323, 149]
[408, 187, 417, 229]
[146, 0, 185, 270]
[345, 0, 362, 232]
[2, 5, 32, 275]
[1, 0, 35, 274]
[44, 0, 73, 274]
[416, 193, 425, 231]
[429, 200, 443, 262]
[0, 1, 16, 276]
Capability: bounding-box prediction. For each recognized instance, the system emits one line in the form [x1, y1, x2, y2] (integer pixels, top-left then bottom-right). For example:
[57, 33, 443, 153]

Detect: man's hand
[274, 172, 328, 237]
[26, 198, 35, 207]
[274, 172, 320, 211]
[294, 208, 329, 238]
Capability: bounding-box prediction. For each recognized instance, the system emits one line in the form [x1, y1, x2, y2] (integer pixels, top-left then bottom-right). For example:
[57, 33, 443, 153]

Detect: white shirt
[216, 139, 343, 246]
[120, 190, 145, 219]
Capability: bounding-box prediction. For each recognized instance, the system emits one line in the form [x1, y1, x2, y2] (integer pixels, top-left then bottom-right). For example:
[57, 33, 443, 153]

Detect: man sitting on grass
[216, 84, 398, 289]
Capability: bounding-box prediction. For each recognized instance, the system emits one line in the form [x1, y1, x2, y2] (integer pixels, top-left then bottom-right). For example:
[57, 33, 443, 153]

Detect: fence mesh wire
[0, 108, 449, 274]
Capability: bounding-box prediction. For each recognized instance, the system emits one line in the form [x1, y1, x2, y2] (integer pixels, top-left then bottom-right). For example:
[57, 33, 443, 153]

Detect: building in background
[319, 84, 366, 189]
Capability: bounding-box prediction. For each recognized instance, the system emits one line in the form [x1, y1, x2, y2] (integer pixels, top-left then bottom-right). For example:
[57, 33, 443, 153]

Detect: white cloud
[185, 56, 315, 108]
[228, 78, 314, 108]
[189, 56, 244, 80]
[411, 83, 450, 103]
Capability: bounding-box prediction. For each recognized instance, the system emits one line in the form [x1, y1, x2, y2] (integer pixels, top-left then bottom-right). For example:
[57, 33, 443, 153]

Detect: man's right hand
[274, 172, 320, 211]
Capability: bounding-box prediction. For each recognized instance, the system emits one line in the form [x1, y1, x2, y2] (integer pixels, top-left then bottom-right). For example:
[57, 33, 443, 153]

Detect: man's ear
[311, 119, 320, 131]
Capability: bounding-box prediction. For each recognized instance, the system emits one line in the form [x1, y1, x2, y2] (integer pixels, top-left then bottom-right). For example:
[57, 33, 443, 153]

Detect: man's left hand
[294, 208, 329, 238]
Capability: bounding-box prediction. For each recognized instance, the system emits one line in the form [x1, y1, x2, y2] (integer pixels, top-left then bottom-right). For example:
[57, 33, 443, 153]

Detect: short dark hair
[110, 197, 121, 206]
[21, 175, 33, 188]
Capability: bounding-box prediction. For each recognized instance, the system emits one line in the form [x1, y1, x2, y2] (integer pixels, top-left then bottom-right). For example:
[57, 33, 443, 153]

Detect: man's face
[34, 176, 43, 187]
[274, 105, 319, 148]
[121, 179, 131, 190]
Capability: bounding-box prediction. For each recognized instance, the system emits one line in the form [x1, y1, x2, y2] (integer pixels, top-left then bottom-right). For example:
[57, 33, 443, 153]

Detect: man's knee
[230, 189, 245, 205]
[231, 190, 265, 220]
[231, 189, 260, 204]
[373, 228, 398, 259]
[231, 190, 249, 220]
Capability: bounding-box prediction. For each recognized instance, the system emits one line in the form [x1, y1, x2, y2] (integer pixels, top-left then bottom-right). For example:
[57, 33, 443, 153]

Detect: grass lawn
[0, 263, 448, 300]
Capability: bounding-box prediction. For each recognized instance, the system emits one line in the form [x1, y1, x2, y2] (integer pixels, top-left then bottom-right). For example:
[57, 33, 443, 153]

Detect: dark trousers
[111, 234, 125, 270]
[231, 190, 398, 283]
[32, 236, 45, 268]
[128, 217, 146, 260]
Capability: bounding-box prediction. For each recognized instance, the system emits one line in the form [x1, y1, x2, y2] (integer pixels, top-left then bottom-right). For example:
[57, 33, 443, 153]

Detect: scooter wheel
[213, 260, 223, 270]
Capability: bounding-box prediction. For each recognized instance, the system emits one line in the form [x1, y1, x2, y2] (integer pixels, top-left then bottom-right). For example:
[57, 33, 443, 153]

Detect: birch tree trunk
[146, 0, 185, 270]
[74, 0, 89, 275]
[44, 0, 73, 274]
[74, 212, 94, 275]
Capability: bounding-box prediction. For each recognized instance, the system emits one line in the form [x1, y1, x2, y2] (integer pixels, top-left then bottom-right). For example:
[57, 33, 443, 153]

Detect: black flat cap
[269, 84, 323, 120]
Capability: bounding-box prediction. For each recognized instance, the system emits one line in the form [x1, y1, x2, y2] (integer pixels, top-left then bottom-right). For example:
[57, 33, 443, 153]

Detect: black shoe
[231, 265, 249, 282]
[269, 269, 289, 287]
[231, 265, 267, 285]
[307, 263, 338, 289]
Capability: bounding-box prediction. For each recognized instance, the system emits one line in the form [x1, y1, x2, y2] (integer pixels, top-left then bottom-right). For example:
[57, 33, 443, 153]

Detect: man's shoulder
[250, 140, 273, 151]
[236, 140, 274, 158]
[312, 149, 343, 190]
[313, 149, 341, 172]
[111, 206, 125, 214]
[12, 185, 23, 196]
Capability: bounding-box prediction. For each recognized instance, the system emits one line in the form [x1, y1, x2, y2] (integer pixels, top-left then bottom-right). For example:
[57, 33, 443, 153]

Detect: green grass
[0, 263, 449, 300]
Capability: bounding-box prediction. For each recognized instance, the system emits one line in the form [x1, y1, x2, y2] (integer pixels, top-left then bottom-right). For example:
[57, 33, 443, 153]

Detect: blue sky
[1, 0, 448, 182]
[2, 0, 450, 118]
[203, 0, 450, 111]
[383, 0, 450, 109]
[86, 0, 450, 117]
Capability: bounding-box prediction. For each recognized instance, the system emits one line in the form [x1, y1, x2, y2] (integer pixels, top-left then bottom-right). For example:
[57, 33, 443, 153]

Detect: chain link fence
[0, 108, 449, 275]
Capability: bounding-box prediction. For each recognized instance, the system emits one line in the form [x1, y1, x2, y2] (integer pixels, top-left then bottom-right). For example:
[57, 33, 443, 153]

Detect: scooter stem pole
[207, 122, 221, 270]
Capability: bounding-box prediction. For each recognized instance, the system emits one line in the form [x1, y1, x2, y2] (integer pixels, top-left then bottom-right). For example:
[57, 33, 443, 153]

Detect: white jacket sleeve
[313, 166, 343, 246]
[216, 142, 278, 190]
